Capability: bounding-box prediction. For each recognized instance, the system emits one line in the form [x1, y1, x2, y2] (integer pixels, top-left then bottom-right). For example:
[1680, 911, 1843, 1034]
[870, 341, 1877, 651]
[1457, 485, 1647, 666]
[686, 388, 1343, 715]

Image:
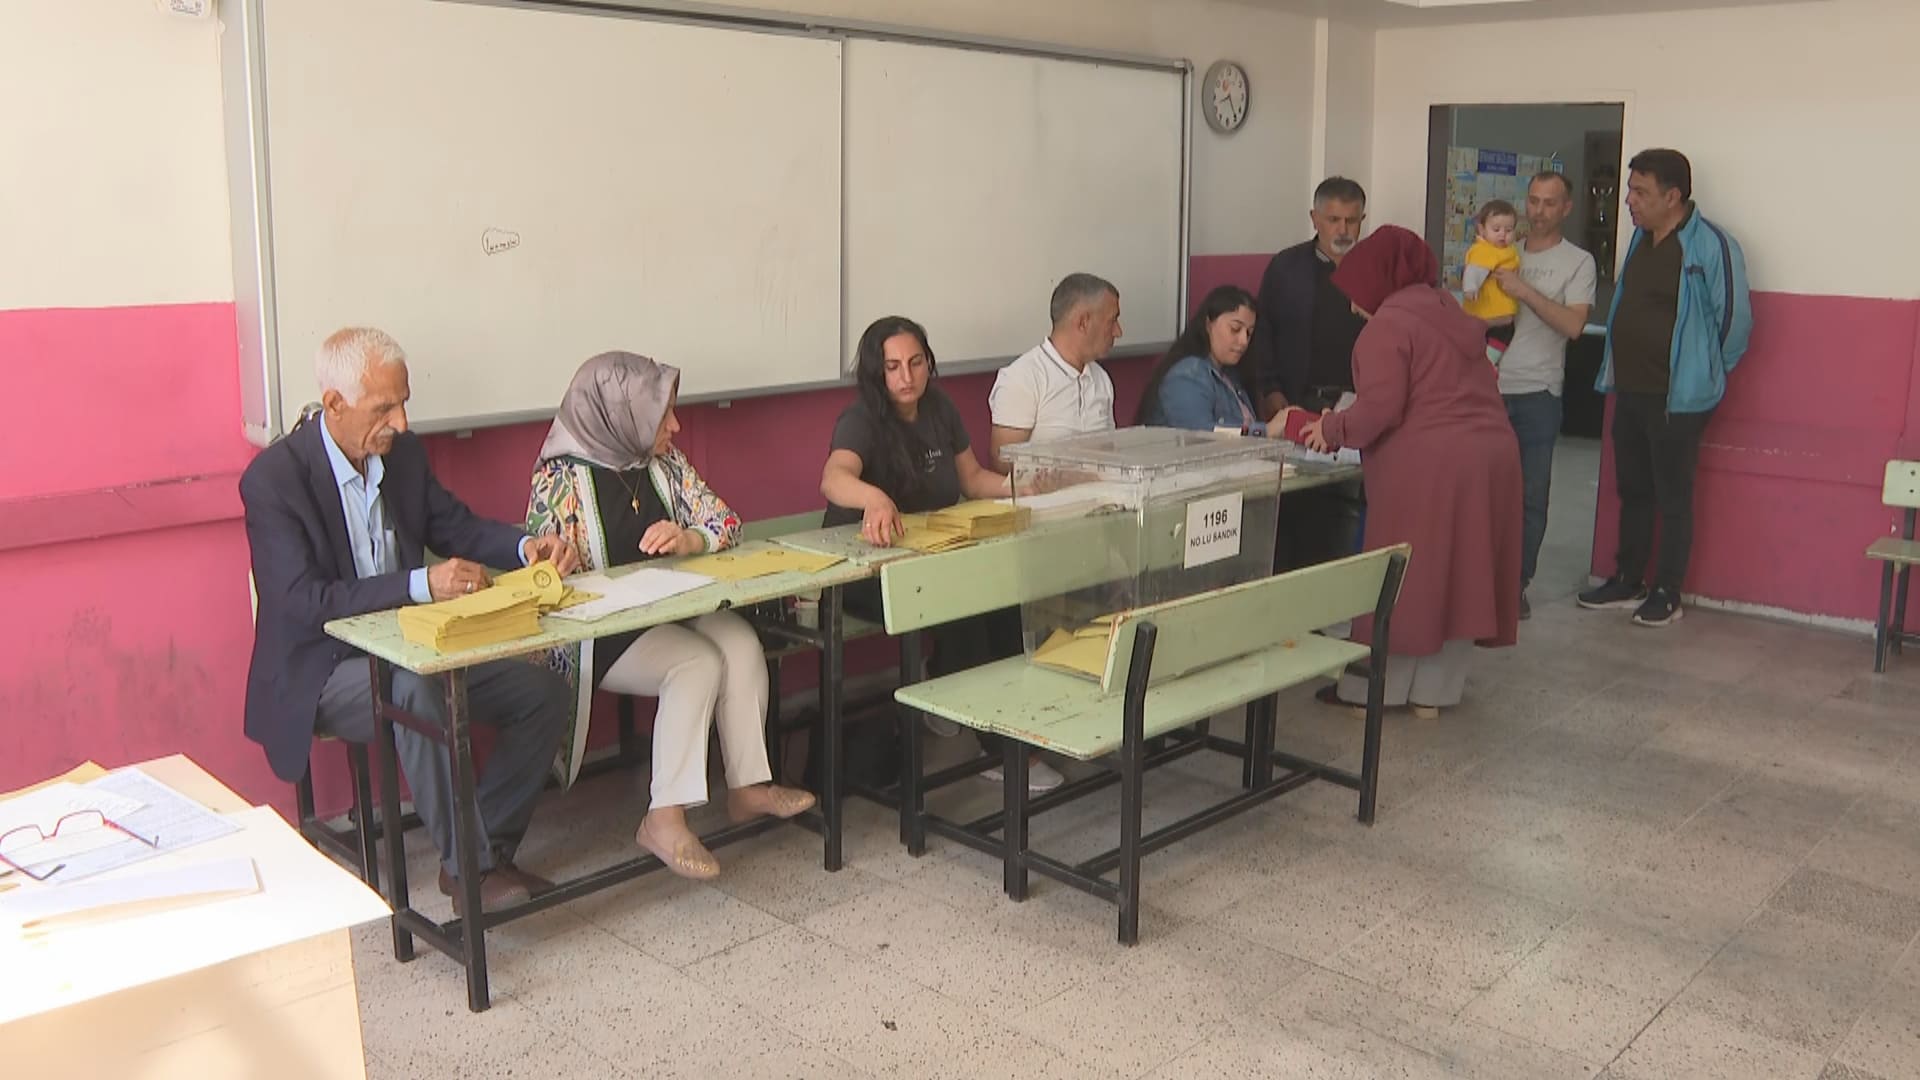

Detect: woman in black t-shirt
[821, 316, 1013, 540]
[527, 352, 816, 880]
[818, 317, 1064, 794]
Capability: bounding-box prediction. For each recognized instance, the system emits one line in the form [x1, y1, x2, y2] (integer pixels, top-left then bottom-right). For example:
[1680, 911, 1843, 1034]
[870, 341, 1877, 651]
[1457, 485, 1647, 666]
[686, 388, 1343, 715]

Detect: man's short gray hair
[315, 327, 406, 403]
[1049, 273, 1118, 326]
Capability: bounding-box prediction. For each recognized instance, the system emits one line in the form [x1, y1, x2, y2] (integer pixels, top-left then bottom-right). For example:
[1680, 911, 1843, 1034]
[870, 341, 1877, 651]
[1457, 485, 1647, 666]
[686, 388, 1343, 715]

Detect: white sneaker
[923, 715, 961, 737]
[982, 758, 1065, 794]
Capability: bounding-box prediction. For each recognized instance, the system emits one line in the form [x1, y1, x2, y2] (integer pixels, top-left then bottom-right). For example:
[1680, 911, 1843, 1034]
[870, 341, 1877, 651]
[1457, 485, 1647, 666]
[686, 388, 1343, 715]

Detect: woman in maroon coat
[1298, 226, 1523, 719]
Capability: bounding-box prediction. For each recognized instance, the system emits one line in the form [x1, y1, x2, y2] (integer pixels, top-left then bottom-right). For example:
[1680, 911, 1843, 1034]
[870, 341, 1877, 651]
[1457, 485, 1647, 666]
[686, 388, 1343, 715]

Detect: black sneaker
[1578, 578, 1648, 611]
[1632, 587, 1684, 627]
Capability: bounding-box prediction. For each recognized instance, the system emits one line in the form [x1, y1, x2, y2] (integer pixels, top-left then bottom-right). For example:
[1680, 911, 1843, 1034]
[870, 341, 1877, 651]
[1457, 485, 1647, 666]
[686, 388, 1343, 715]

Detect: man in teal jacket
[1578, 148, 1752, 627]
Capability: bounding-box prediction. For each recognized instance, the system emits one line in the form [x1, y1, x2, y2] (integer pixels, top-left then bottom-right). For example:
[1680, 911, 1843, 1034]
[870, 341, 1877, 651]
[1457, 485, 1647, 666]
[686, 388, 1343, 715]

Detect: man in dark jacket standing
[1246, 176, 1371, 569]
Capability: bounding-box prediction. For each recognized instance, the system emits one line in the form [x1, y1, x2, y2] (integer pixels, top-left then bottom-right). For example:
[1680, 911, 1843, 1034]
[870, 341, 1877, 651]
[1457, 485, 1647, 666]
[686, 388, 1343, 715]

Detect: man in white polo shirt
[988, 273, 1122, 470]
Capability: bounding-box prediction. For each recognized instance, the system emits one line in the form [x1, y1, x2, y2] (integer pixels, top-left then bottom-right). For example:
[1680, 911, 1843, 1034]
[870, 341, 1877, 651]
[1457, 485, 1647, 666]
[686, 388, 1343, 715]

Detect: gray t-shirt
[1498, 238, 1598, 397]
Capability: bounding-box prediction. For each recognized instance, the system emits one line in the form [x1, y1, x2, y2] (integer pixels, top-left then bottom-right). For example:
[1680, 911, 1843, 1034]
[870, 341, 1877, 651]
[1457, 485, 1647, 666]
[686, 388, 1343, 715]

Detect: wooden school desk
[0, 755, 379, 1080]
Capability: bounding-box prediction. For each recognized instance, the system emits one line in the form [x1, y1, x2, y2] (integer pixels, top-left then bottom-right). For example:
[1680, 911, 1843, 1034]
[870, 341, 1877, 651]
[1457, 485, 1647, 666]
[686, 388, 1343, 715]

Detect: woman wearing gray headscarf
[528, 352, 814, 880]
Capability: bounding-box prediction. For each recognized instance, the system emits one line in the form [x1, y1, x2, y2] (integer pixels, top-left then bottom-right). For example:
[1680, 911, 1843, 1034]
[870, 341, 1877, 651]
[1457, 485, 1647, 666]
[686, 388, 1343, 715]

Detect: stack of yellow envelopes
[926, 500, 1030, 540]
[891, 514, 972, 554]
[398, 587, 541, 652]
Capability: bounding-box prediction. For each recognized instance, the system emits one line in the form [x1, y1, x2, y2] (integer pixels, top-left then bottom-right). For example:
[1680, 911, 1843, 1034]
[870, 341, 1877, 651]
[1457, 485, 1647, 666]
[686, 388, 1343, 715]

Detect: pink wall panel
[1590, 292, 1920, 622]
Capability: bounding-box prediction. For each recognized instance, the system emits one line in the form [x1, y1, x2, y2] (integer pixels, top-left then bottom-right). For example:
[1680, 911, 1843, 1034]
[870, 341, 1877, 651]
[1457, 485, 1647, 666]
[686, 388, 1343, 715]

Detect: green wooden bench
[1869, 460, 1920, 672]
[882, 535, 1410, 944]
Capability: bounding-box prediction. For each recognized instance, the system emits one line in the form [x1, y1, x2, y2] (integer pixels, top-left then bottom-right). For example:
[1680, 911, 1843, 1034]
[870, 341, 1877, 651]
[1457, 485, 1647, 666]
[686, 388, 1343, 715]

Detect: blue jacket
[1143, 355, 1266, 433]
[1597, 205, 1753, 413]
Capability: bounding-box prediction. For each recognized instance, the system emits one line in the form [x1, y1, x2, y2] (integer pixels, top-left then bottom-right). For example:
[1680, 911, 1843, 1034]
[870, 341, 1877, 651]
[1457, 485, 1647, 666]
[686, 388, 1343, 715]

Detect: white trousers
[1336, 639, 1476, 708]
[601, 609, 772, 809]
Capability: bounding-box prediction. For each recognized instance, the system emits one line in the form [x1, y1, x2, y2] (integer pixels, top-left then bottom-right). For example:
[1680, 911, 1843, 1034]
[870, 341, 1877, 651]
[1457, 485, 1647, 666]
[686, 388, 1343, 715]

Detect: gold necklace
[613, 468, 648, 514]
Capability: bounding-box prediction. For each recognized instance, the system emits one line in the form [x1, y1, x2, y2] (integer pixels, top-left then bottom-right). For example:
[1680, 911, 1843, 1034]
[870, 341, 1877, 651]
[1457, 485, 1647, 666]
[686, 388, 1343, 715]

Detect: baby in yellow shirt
[1461, 200, 1521, 362]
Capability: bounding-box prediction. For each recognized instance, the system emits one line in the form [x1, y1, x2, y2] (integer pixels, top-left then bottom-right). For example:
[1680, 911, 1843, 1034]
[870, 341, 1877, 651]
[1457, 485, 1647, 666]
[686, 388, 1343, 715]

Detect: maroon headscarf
[1329, 225, 1442, 316]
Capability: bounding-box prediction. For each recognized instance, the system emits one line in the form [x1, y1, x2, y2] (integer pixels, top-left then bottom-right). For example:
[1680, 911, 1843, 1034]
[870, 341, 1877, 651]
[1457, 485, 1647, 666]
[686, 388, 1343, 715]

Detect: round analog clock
[1203, 60, 1249, 134]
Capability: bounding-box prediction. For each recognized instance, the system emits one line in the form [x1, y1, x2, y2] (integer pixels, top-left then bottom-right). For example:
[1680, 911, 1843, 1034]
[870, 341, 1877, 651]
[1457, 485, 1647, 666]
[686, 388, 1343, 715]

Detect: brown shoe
[490, 859, 554, 897]
[437, 867, 532, 916]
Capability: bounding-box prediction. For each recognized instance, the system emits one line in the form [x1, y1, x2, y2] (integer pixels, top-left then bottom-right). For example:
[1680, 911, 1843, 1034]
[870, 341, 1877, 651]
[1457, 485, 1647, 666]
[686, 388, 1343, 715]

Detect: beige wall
[1, 0, 1325, 318]
[1, 0, 232, 309]
[1369, 0, 1920, 298]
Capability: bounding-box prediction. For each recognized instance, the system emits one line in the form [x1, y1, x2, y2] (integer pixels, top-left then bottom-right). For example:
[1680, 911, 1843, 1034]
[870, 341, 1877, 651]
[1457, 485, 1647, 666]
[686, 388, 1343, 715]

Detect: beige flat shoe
[727, 783, 817, 824]
[636, 820, 720, 881]
[1411, 705, 1442, 721]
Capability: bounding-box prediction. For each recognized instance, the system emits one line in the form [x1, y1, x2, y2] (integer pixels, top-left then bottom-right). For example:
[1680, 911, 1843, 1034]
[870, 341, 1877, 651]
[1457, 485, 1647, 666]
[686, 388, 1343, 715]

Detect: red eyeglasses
[0, 810, 160, 883]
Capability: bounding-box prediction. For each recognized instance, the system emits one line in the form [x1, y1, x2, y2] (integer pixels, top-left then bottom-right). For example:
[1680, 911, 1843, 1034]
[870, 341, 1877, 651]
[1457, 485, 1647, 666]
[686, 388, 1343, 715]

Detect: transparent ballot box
[1002, 427, 1286, 676]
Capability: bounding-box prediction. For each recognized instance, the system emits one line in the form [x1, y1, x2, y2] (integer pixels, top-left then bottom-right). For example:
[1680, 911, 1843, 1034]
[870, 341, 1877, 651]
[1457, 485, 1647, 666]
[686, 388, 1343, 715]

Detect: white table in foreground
[0, 755, 388, 1080]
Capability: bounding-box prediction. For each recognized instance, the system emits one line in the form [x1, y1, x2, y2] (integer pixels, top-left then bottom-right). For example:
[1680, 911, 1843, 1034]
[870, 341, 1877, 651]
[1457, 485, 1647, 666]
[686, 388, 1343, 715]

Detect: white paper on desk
[547, 567, 713, 622]
[1287, 446, 1361, 466]
[1, 856, 260, 933]
[2, 768, 244, 886]
[0, 783, 147, 881]
[0, 806, 389, 1025]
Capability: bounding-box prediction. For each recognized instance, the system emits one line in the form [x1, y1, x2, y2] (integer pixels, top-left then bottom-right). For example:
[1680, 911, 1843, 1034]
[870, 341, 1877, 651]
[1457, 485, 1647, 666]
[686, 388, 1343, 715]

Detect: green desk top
[772, 524, 920, 567]
[894, 633, 1369, 761]
[323, 541, 875, 675]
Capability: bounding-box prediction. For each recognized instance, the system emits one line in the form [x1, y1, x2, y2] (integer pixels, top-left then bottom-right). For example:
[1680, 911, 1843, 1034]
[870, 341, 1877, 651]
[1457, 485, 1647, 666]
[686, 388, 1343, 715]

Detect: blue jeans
[1504, 391, 1562, 588]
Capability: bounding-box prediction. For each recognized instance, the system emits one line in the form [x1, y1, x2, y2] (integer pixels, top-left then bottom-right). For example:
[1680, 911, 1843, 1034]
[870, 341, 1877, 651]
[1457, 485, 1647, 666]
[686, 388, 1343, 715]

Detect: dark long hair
[852, 315, 944, 499]
[1134, 285, 1259, 425]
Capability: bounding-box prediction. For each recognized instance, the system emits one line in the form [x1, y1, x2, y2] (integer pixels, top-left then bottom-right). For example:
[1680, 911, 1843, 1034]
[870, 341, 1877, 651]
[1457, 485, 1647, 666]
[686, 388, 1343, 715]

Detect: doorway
[1422, 102, 1625, 600]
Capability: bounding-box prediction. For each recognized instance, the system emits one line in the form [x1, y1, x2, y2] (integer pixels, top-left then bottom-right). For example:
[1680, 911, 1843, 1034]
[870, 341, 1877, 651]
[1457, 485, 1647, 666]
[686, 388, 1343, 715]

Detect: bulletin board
[1441, 147, 1561, 290]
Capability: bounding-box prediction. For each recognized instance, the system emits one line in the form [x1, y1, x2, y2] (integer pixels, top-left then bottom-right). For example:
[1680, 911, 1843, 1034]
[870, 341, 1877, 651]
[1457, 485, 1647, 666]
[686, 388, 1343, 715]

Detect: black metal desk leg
[900, 630, 926, 855]
[1358, 666, 1385, 825]
[1004, 741, 1030, 901]
[1117, 625, 1156, 946]
[1251, 694, 1276, 790]
[819, 585, 845, 871]
[1877, 563, 1896, 672]
[371, 657, 415, 963]
[444, 671, 491, 1013]
[1895, 565, 1911, 658]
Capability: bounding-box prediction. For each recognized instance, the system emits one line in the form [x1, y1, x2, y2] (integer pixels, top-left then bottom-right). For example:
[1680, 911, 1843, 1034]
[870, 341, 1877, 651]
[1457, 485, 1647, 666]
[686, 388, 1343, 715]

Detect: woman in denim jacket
[1136, 285, 1283, 439]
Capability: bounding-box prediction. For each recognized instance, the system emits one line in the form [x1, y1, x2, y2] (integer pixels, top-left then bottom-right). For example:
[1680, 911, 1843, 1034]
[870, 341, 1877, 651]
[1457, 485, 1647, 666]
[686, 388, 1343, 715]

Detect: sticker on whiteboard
[481, 228, 521, 256]
[1184, 491, 1243, 569]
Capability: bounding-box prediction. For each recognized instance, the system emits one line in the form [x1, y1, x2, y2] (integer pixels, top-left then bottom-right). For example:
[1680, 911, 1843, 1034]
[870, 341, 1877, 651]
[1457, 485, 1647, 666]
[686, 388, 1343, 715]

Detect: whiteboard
[259, 0, 843, 431]
[843, 40, 1186, 369]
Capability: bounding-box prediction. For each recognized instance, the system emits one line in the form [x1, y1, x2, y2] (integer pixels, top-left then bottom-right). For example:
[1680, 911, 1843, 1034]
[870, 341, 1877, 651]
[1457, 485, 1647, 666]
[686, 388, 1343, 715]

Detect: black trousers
[1277, 482, 1365, 572]
[1611, 392, 1714, 591]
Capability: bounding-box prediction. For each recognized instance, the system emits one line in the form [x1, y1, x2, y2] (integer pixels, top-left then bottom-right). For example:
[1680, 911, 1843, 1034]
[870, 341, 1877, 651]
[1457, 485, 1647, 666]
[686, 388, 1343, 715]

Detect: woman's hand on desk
[860, 494, 903, 547]
[640, 521, 704, 557]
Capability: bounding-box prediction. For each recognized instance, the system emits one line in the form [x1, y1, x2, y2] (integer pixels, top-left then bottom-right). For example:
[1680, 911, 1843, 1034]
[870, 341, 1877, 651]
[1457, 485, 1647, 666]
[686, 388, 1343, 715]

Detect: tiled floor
[352, 439, 1920, 1079]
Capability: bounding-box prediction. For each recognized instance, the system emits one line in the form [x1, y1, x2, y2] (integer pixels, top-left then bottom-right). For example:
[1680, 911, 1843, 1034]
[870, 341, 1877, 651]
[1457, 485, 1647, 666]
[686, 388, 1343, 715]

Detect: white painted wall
[1, 0, 233, 310]
[1321, 19, 1376, 185]
[1369, 0, 1920, 299]
[1, 0, 1323, 318]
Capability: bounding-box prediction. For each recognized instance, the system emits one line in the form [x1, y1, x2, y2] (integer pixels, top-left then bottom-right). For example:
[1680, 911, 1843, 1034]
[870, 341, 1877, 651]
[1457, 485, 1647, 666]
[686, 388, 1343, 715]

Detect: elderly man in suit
[242, 327, 578, 913]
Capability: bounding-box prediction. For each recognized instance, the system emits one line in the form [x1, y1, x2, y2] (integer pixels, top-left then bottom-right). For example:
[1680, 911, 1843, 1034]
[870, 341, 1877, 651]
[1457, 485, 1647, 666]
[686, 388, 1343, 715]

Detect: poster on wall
[1442, 147, 1559, 290]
